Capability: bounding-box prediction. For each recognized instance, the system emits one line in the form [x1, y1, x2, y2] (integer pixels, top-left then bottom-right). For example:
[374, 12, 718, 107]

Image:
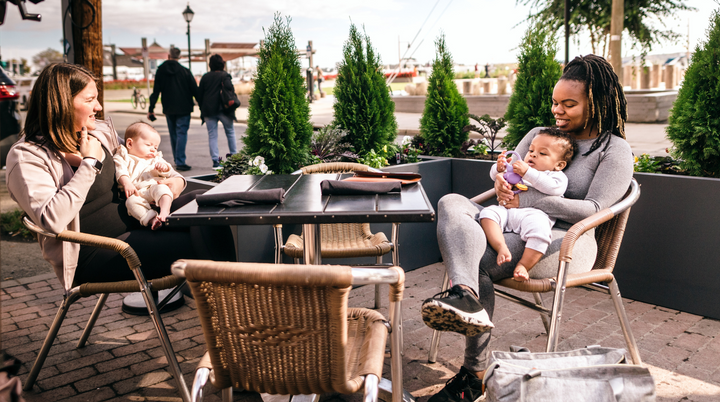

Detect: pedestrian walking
[147, 47, 198, 171]
[315, 65, 324, 97]
[198, 54, 238, 168]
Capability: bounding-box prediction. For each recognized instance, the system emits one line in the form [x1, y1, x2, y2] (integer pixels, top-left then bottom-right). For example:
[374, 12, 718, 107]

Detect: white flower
[253, 156, 264, 167]
[260, 164, 268, 174]
[266, 170, 273, 175]
[248, 159, 254, 166]
[402, 136, 412, 145]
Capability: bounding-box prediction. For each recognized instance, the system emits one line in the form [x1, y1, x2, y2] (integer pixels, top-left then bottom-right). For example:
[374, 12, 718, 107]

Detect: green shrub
[243, 13, 313, 174]
[503, 23, 562, 149]
[310, 126, 358, 163]
[0, 210, 35, 241]
[666, 10, 720, 178]
[419, 34, 469, 157]
[333, 23, 397, 155]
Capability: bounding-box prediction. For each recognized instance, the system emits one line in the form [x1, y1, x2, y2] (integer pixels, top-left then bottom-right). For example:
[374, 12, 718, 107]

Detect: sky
[0, 0, 718, 72]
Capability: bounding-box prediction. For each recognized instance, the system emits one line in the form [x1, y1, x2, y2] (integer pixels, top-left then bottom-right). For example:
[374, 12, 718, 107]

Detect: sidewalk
[104, 95, 672, 156]
[2, 262, 720, 401]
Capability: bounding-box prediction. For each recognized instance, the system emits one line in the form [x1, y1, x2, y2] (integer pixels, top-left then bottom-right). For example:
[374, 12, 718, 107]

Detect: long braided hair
[560, 54, 627, 156]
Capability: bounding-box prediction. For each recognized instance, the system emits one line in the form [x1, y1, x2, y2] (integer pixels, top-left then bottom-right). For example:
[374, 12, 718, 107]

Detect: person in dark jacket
[147, 47, 197, 171]
[197, 54, 237, 168]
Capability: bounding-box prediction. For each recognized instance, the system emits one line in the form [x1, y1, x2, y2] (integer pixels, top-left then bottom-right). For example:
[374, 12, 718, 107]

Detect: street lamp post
[182, 3, 194, 73]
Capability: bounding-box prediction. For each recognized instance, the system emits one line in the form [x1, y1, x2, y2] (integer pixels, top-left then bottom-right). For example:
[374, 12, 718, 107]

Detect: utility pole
[564, 0, 569, 65]
[609, 0, 624, 83]
[205, 39, 210, 72]
[72, 0, 104, 118]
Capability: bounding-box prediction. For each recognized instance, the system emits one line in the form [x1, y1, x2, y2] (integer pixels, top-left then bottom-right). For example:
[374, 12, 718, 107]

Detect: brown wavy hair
[22, 63, 98, 153]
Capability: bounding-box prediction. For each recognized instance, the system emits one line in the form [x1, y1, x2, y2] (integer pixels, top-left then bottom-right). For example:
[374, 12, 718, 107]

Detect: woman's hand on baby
[77, 127, 104, 160]
[157, 177, 184, 198]
[155, 162, 170, 172]
[512, 160, 529, 176]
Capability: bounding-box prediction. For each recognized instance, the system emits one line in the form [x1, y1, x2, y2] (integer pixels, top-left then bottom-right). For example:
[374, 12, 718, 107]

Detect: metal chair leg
[274, 224, 283, 264]
[364, 374, 379, 402]
[23, 288, 82, 391]
[222, 387, 233, 402]
[428, 271, 450, 363]
[608, 279, 643, 365]
[77, 293, 109, 348]
[533, 292, 551, 334]
[545, 261, 570, 353]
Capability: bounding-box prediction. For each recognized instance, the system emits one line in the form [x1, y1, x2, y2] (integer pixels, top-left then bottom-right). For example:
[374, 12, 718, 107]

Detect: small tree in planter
[503, 23, 562, 149]
[419, 33, 469, 157]
[666, 10, 720, 178]
[333, 23, 397, 155]
[460, 114, 507, 159]
[244, 13, 313, 174]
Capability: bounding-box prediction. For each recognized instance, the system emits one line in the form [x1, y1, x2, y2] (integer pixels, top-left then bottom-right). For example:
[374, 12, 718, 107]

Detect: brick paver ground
[3, 263, 720, 401]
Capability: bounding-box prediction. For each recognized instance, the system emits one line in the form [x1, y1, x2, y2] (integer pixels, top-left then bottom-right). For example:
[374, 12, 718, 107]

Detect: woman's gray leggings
[436, 193, 597, 371]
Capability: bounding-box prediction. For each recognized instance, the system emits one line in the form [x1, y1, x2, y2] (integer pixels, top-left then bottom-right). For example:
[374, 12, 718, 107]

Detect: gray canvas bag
[483, 346, 656, 402]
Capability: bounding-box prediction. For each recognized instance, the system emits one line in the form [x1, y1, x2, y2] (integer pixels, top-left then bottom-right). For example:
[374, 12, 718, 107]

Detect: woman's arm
[7, 152, 97, 234]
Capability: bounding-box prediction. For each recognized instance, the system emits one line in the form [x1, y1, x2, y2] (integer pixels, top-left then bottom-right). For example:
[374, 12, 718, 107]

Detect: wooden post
[142, 38, 150, 97]
[110, 44, 117, 80]
[205, 39, 210, 72]
[609, 0, 624, 83]
[72, 0, 104, 119]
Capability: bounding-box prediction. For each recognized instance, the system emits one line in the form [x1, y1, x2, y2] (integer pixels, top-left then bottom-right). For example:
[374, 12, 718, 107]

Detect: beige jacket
[5, 118, 186, 293]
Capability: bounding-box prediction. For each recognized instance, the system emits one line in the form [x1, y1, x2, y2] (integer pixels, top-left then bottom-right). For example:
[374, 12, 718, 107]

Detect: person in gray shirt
[421, 54, 634, 402]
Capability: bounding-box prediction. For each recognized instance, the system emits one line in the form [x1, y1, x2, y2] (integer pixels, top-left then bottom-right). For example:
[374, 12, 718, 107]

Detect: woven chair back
[300, 162, 371, 174]
[592, 206, 631, 273]
[182, 261, 355, 394]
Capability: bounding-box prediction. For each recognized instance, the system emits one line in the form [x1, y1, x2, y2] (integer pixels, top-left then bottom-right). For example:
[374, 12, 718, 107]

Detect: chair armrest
[469, 188, 496, 204]
[23, 215, 141, 271]
[192, 352, 212, 402]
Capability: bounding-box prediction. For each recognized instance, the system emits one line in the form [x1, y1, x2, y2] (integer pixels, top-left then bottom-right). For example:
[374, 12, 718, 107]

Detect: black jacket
[197, 70, 236, 121]
[148, 60, 198, 115]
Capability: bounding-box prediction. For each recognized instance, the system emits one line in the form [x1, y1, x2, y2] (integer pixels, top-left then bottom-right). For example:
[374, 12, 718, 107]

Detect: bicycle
[130, 87, 147, 109]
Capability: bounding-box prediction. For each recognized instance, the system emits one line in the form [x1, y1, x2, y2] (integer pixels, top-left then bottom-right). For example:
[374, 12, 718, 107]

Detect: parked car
[16, 76, 37, 110]
[0, 67, 21, 167]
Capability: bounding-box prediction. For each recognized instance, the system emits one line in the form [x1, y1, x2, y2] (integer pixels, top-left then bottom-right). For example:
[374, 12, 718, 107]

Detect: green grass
[0, 210, 35, 240]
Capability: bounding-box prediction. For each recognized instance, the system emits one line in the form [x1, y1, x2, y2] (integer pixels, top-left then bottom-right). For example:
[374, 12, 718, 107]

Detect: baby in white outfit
[114, 122, 176, 230]
[479, 127, 577, 281]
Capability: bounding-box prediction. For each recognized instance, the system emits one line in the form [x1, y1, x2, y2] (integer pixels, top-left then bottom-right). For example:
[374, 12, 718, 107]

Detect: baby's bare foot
[150, 216, 163, 231]
[513, 264, 529, 281]
[496, 245, 512, 265]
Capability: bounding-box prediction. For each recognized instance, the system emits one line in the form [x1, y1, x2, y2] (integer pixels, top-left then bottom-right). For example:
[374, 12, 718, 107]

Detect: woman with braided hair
[421, 54, 634, 402]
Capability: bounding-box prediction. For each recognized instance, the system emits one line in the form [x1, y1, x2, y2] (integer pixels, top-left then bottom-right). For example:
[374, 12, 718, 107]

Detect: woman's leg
[218, 113, 237, 155]
[206, 115, 220, 164]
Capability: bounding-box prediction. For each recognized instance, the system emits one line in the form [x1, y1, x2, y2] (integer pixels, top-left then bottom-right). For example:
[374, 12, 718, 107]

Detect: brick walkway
[3, 263, 720, 401]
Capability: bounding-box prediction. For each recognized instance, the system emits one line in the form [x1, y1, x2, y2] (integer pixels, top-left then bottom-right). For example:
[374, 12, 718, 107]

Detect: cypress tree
[244, 13, 313, 174]
[666, 10, 720, 178]
[503, 23, 562, 149]
[419, 34, 469, 157]
[333, 24, 397, 155]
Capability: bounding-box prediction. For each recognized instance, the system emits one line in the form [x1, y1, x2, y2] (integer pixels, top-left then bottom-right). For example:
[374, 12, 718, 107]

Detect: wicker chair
[275, 162, 397, 309]
[22, 217, 191, 401]
[427, 178, 643, 365]
[172, 261, 406, 402]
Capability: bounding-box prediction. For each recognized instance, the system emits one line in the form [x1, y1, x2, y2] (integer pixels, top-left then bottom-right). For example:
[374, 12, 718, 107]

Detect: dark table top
[166, 173, 436, 226]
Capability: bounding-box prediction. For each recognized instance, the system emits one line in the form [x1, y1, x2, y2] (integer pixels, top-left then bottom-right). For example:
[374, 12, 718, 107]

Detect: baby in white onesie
[114, 122, 176, 230]
[480, 127, 577, 281]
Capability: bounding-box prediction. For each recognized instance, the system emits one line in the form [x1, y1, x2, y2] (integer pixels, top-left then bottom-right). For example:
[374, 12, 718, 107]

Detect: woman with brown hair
[5, 63, 235, 309]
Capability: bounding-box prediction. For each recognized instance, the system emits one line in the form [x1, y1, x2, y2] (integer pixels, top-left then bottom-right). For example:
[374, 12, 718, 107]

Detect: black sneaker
[428, 366, 485, 402]
[175, 164, 192, 171]
[421, 285, 494, 337]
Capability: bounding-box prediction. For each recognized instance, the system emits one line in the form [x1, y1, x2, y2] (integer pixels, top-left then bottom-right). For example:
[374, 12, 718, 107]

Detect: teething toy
[503, 151, 528, 194]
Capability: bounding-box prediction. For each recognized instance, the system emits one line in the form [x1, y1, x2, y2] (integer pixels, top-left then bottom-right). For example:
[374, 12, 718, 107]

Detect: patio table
[166, 173, 436, 265]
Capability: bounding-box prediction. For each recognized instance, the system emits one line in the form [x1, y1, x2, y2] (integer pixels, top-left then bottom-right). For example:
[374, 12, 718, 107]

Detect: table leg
[302, 223, 322, 265]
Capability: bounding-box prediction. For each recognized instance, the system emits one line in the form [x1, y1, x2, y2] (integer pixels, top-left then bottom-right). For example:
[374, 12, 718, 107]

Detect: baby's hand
[124, 183, 139, 198]
[512, 160, 529, 176]
[155, 161, 170, 172]
[496, 152, 507, 173]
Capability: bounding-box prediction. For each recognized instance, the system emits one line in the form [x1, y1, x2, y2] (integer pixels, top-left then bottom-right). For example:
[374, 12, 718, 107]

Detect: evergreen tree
[244, 13, 313, 174]
[333, 24, 397, 155]
[419, 34, 469, 157]
[503, 23, 563, 149]
[666, 10, 720, 178]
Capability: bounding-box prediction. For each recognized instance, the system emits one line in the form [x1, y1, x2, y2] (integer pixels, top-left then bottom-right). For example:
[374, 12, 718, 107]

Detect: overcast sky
[0, 0, 718, 71]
